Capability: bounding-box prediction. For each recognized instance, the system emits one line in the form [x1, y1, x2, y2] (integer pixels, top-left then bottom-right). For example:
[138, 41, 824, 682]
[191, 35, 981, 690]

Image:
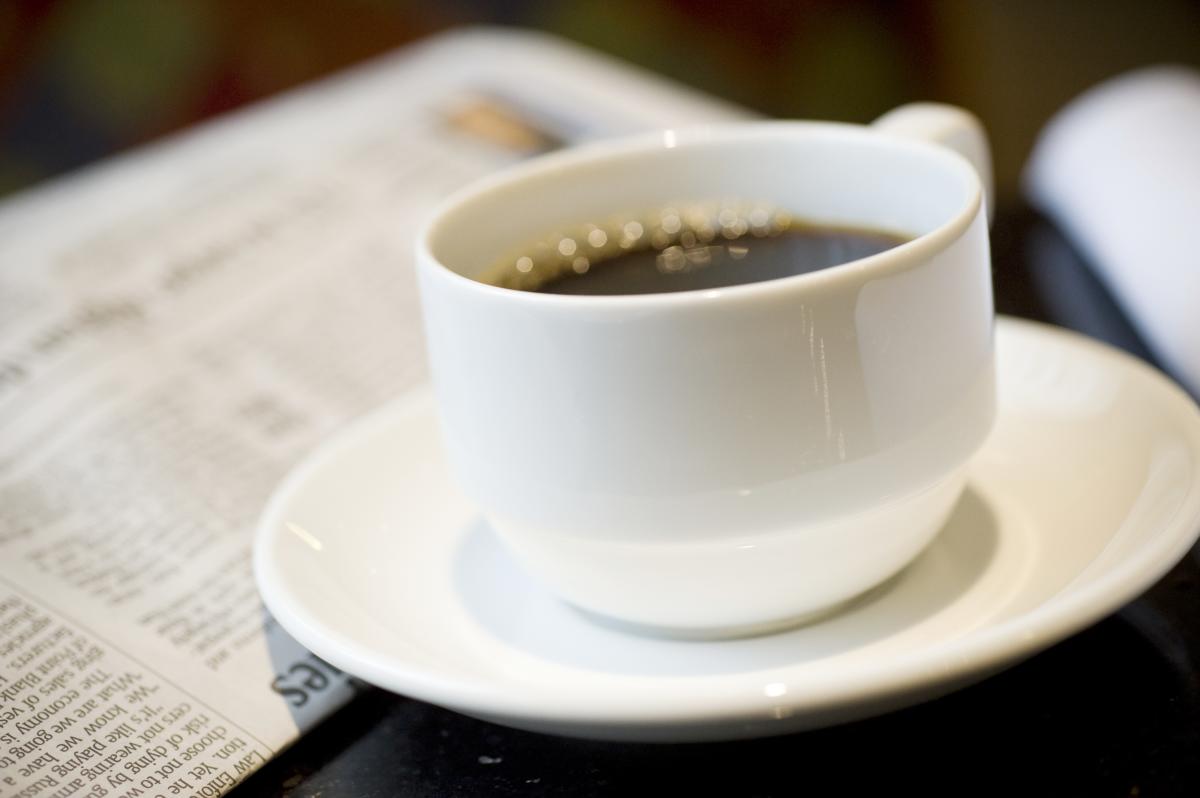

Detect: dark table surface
[235, 207, 1200, 797]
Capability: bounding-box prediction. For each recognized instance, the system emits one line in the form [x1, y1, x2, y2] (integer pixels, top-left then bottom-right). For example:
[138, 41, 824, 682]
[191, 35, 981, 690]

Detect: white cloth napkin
[1024, 65, 1200, 396]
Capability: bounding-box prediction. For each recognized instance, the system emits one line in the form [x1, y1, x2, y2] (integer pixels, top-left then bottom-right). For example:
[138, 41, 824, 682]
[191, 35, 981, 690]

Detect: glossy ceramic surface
[254, 318, 1200, 742]
[416, 116, 994, 632]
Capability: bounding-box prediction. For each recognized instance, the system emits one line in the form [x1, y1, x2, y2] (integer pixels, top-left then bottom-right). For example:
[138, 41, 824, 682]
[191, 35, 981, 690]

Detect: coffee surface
[480, 202, 909, 295]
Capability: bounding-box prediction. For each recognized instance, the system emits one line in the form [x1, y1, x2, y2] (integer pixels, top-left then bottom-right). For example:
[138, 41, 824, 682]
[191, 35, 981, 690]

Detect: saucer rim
[254, 316, 1200, 730]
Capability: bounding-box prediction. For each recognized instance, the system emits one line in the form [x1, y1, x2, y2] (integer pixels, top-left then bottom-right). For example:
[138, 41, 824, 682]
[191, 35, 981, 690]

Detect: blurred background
[2, 0, 1199, 205]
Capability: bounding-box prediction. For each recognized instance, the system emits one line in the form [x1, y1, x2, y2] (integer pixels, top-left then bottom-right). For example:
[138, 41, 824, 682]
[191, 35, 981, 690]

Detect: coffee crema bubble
[477, 200, 911, 296]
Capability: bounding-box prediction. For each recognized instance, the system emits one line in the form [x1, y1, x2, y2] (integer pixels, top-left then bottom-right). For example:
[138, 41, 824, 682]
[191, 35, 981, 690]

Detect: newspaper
[0, 29, 742, 796]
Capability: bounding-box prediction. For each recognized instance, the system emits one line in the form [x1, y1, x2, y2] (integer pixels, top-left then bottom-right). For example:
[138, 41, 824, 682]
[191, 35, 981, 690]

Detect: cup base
[567, 589, 874, 641]
[490, 468, 969, 638]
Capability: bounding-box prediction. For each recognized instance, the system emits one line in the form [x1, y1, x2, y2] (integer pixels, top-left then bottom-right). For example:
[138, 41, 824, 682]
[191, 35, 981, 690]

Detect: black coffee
[481, 202, 909, 295]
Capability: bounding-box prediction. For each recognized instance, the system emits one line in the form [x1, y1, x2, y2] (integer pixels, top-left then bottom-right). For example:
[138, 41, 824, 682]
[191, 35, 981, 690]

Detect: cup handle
[872, 103, 994, 224]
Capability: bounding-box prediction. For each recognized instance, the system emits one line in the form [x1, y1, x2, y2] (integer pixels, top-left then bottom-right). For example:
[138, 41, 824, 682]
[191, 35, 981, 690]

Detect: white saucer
[253, 317, 1200, 742]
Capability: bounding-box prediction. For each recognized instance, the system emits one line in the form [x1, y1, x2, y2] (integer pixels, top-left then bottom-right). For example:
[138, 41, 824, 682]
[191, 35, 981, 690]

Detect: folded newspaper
[0, 29, 742, 797]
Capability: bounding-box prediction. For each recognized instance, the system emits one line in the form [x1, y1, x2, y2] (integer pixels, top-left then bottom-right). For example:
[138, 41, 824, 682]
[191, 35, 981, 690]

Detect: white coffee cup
[417, 104, 994, 638]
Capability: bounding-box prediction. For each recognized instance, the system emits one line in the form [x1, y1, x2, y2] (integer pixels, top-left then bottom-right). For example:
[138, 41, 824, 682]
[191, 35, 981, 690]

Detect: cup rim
[416, 120, 984, 307]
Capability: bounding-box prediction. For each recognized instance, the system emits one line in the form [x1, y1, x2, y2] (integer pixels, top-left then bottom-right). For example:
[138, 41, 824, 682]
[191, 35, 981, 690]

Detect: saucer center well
[451, 486, 1004, 678]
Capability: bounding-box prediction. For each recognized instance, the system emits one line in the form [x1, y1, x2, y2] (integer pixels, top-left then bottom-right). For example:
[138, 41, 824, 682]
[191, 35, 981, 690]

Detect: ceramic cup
[416, 104, 995, 638]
